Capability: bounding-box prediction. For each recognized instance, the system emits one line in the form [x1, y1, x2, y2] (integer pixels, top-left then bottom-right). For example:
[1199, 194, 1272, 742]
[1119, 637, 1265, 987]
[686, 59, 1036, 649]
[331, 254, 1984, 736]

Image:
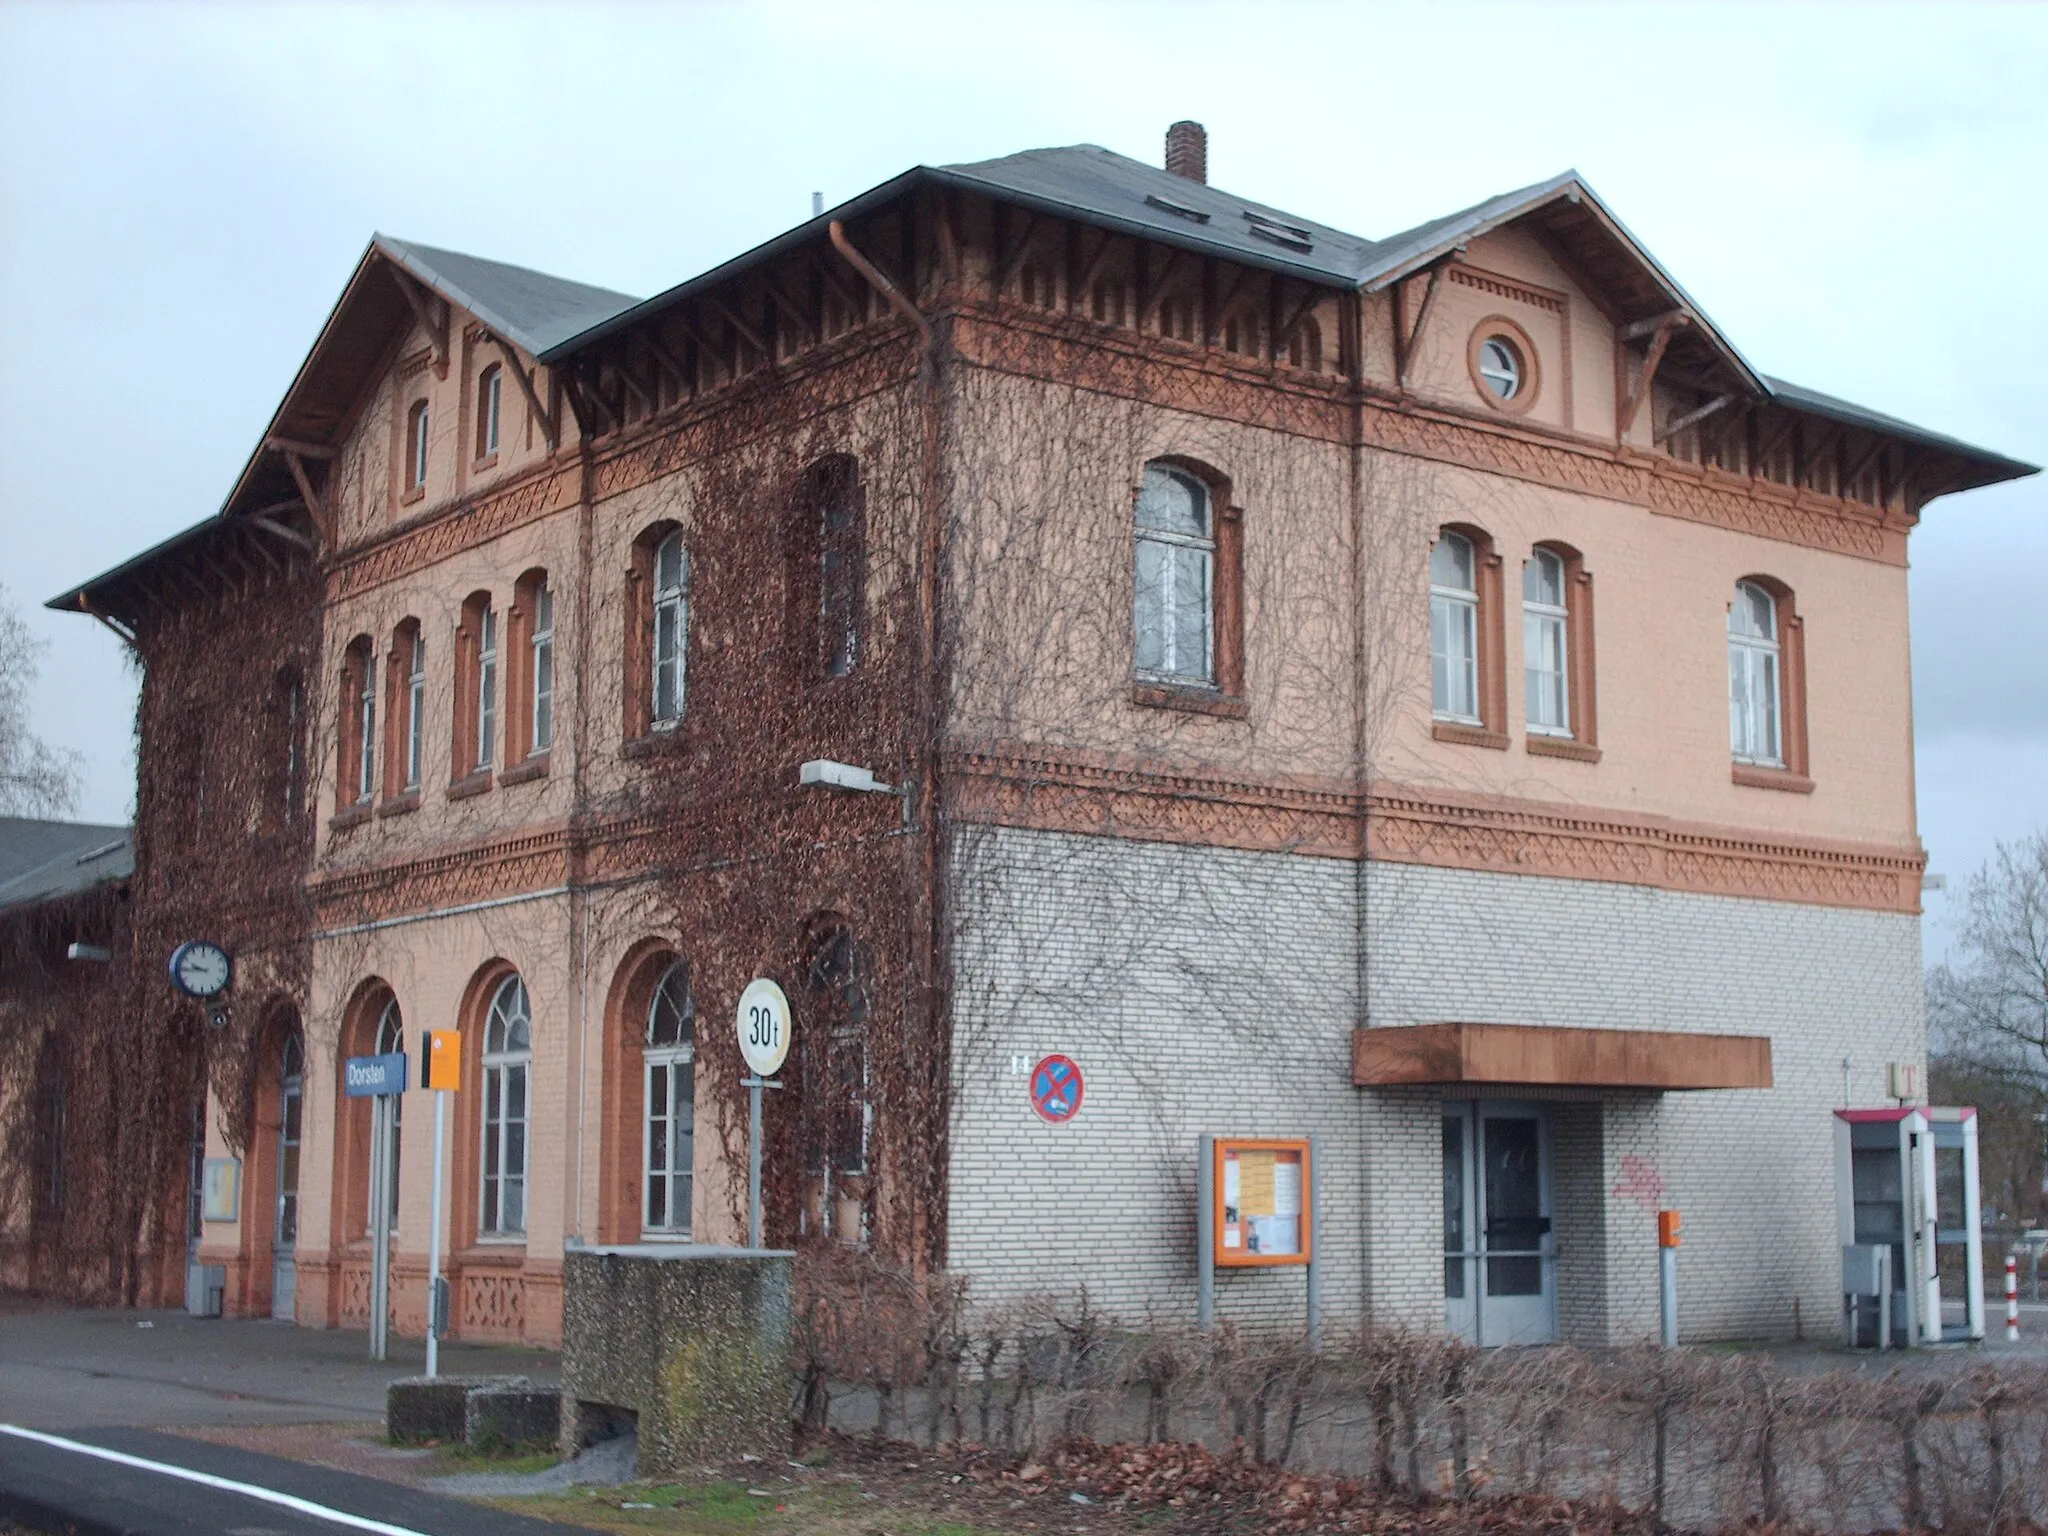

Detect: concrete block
[386, 1375, 515, 1445]
[465, 1384, 561, 1452]
[560, 1245, 794, 1476]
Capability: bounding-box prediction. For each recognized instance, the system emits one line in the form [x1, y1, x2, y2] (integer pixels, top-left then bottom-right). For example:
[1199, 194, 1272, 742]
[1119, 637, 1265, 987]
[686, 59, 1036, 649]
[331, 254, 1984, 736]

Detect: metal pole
[747, 1077, 763, 1251]
[1197, 1135, 1215, 1331]
[1305, 1134, 1321, 1350]
[426, 1088, 446, 1379]
[369, 1094, 390, 1362]
[2007, 1253, 2021, 1343]
[1659, 1246, 1678, 1348]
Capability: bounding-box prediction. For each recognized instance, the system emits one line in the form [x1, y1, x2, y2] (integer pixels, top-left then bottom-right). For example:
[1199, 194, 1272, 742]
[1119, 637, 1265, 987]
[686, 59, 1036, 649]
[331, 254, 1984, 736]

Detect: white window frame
[1523, 550, 1570, 738]
[1133, 463, 1215, 686]
[641, 961, 694, 1238]
[354, 653, 376, 803]
[476, 605, 497, 769]
[481, 368, 501, 457]
[1430, 533, 1481, 724]
[531, 583, 554, 754]
[652, 533, 688, 728]
[404, 631, 426, 790]
[1729, 581, 1783, 766]
[408, 401, 429, 490]
[478, 975, 530, 1239]
[369, 997, 403, 1231]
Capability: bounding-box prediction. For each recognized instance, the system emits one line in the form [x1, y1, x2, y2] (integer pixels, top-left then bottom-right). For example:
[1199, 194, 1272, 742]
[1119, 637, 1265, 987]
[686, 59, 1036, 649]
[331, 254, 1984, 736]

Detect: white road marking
[0, 1424, 434, 1536]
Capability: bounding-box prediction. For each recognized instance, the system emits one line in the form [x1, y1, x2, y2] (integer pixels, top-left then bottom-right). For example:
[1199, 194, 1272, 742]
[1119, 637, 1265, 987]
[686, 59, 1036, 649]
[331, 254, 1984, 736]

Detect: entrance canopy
[1351, 1022, 1771, 1091]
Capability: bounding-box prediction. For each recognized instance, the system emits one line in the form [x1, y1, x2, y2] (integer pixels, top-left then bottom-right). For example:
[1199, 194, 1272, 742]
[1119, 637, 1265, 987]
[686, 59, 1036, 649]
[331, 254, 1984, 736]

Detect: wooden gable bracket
[675, 308, 733, 377]
[707, 295, 770, 361]
[1136, 247, 1188, 330]
[759, 279, 811, 346]
[1393, 250, 1464, 389]
[1842, 436, 1888, 498]
[1073, 227, 1120, 313]
[1207, 263, 1252, 343]
[1752, 410, 1798, 479]
[1654, 393, 1733, 444]
[639, 332, 694, 401]
[1275, 284, 1323, 356]
[993, 212, 1044, 297]
[267, 438, 333, 546]
[1616, 312, 1687, 438]
[487, 335, 559, 452]
[388, 266, 451, 379]
[613, 347, 656, 413]
[932, 190, 961, 287]
[809, 254, 866, 325]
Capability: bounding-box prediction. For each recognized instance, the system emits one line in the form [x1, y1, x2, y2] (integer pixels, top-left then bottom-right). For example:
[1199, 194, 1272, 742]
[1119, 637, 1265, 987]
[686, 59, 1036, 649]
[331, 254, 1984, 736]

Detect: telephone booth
[1834, 1107, 1984, 1345]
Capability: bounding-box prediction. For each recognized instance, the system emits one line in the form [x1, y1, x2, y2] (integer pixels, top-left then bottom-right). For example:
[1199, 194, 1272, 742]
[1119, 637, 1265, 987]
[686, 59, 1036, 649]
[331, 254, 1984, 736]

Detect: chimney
[1164, 120, 1207, 184]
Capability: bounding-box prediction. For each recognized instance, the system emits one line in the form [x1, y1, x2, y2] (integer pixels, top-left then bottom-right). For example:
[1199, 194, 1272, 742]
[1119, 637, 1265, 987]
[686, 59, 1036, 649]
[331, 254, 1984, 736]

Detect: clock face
[170, 941, 233, 999]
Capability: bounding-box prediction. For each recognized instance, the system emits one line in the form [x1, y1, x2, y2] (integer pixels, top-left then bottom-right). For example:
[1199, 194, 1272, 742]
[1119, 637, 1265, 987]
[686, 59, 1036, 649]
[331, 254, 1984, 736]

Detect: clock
[169, 941, 233, 999]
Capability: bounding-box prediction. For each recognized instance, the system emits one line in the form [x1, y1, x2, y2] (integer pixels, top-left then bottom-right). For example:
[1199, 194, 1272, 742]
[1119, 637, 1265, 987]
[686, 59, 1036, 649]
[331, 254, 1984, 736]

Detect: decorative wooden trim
[942, 744, 1924, 914]
[1352, 1021, 1773, 1091]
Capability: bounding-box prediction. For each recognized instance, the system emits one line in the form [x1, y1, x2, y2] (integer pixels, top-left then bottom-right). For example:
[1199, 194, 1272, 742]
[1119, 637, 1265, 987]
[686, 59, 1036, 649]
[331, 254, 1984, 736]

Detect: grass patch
[493, 1477, 1015, 1535]
[429, 1440, 560, 1474]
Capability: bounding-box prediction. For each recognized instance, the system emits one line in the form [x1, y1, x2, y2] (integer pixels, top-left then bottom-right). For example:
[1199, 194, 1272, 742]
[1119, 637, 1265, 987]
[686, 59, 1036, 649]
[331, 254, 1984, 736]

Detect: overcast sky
[2, 1, 2042, 955]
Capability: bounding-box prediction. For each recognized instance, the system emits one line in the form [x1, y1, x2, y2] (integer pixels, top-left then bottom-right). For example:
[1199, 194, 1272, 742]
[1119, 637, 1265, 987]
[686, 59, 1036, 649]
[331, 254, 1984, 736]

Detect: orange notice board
[1214, 1137, 1311, 1267]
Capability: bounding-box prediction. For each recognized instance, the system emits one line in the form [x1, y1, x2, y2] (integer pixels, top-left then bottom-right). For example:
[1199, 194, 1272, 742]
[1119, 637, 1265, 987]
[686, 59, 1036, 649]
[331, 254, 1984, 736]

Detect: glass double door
[1443, 1102, 1555, 1346]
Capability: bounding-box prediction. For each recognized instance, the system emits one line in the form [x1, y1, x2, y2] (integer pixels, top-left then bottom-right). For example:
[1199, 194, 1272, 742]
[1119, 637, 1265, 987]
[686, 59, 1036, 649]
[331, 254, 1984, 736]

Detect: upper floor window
[1729, 580, 1782, 766]
[477, 365, 502, 460]
[531, 580, 554, 753]
[1134, 463, 1213, 685]
[1431, 533, 1480, 722]
[479, 974, 531, 1238]
[1523, 550, 1569, 736]
[341, 636, 376, 807]
[406, 400, 430, 493]
[401, 623, 426, 792]
[476, 602, 498, 769]
[817, 465, 862, 678]
[643, 960, 694, 1236]
[653, 532, 688, 727]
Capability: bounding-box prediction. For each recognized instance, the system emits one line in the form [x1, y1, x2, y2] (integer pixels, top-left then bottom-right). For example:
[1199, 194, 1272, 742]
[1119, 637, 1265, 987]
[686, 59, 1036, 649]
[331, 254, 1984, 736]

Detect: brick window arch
[1729, 575, 1811, 791]
[383, 618, 425, 801]
[452, 591, 496, 788]
[1131, 457, 1244, 711]
[1522, 542, 1598, 761]
[623, 523, 688, 740]
[1429, 524, 1507, 748]
[337, 635, 377, 811]
[505, 568, 554, 770]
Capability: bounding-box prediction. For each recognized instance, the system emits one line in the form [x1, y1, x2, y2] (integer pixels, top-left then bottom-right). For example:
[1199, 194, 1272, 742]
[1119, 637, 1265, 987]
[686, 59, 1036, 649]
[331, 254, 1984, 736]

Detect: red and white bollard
[2007, 1253, 2021, 1342]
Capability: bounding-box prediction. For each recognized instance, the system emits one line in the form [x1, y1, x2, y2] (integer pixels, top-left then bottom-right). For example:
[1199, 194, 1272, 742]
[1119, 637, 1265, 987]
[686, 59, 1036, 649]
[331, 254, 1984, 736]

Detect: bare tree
[1927, 829, 2048, 1090]
[0, 583, 83, 817]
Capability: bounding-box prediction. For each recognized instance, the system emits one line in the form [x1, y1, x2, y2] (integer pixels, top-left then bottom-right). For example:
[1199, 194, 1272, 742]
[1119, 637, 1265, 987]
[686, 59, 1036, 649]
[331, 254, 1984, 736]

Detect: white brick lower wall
[946, 825, 1924, 1343]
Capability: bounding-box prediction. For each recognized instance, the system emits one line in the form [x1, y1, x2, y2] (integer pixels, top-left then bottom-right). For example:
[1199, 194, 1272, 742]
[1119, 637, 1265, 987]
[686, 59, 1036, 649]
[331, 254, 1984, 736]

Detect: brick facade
[948, 825, 1922, 1342]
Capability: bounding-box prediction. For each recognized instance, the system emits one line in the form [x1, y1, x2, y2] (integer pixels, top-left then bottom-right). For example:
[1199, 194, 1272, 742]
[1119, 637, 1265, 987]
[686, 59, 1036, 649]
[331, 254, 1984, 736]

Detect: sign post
[421, 1030, 461, 1379]
[343, 1051, 407, 1362]
[735, 979, 792, 1251]
[1657, 1209, 1682, 1348]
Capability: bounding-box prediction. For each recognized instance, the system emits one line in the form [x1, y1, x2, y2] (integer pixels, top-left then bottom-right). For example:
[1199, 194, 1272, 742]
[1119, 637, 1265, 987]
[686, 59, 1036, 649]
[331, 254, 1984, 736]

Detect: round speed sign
[735, 978, 792, 1078]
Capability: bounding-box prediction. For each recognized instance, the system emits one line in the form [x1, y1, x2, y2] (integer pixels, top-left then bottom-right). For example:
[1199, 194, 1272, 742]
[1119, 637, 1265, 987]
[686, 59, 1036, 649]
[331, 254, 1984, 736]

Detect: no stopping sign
[1030, 1055, 1084, 1123]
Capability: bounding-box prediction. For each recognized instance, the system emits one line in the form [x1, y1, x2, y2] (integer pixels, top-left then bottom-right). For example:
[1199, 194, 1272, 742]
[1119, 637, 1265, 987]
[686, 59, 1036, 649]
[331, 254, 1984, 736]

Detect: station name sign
[344, 1052, 408, 1097]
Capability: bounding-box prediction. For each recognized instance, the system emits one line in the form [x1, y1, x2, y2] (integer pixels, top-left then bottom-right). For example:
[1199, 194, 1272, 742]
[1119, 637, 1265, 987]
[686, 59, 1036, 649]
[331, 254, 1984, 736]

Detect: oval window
[1477, 336, 1522, 400]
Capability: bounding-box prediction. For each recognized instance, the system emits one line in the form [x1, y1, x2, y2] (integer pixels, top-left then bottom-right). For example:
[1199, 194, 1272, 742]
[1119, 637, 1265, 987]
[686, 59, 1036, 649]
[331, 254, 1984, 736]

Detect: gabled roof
[375, 236, 638, 358]
[0, 818, 133, 913]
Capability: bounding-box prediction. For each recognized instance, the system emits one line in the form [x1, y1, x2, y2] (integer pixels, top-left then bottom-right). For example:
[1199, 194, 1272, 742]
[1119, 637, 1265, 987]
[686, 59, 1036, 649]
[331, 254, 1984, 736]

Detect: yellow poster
[1238, 1149, 1276, 1217]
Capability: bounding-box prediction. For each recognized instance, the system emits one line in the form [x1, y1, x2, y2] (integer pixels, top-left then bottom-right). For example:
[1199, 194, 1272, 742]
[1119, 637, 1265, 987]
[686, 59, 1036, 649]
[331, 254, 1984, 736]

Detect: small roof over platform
[1351, 1021, 1772, 1092]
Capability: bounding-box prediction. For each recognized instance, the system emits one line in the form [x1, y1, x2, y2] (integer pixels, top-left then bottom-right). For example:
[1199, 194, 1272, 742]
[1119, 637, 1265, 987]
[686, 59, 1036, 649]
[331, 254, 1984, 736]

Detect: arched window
[1134, 463, 1214, 685]
[389, 621, 425, 794]
[476, 365, 502, 460]
[1523, 550, 1569, 736]
[642, 961, 694, 1236]
[653, 532, 688, 725]
[406, 400, 430, 493]
[341, 636, 376, 807]
[479, 975, 531, 1237]
[818, 469, 861, 678]
[804, 922, 870, 1243]
[1431, 532, 1479, 722]
[276, 1030, 304, 1251]
[370, 996, 403, 1229]
[531, 580, 554, 752]
[508, 570, 555, 764]
[1729, 580, 1782, 766]
[477, 601, 497, 769]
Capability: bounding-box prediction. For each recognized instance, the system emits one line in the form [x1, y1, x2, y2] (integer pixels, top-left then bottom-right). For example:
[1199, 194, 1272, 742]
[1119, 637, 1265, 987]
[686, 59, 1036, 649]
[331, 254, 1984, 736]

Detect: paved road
[0, 1307, 557, 1429]
[0, 1425, 583, 1535]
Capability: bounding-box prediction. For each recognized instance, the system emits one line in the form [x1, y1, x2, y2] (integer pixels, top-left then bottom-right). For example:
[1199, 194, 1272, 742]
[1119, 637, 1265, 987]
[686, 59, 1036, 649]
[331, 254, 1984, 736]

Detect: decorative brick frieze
[943, 744, 1924, 913]
[950, 309, 1909, 564]
[329, 461, 583, 601]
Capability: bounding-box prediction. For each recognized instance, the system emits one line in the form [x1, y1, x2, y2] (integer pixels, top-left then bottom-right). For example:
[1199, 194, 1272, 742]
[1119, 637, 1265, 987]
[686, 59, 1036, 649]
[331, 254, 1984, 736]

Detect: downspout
[829, 213, 946, 1269]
